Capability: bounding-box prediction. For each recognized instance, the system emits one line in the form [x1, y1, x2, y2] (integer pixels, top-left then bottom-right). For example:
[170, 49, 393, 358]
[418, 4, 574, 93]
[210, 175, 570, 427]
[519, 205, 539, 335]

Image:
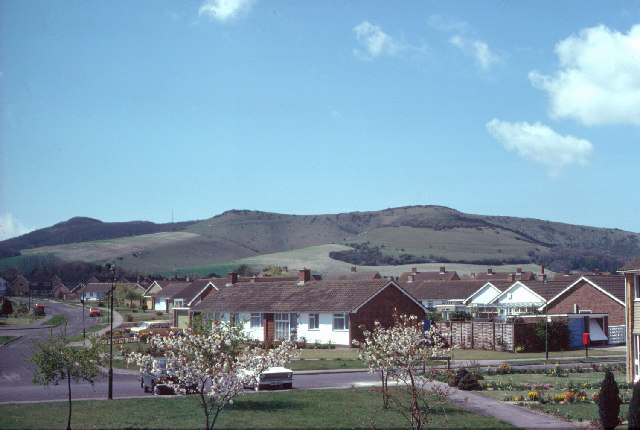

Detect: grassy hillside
[166, 243, 546, 279]
[2, 206, 638, 274]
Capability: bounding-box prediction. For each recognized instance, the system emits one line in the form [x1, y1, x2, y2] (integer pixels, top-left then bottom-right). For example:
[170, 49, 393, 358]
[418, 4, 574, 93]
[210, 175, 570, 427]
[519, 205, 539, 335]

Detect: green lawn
[0, 335, 17, 345]
[0, 388, 515, 429]
[0, 313, 44, 326]
[42, 315, 67, 326]
[68, 324, 108, 342]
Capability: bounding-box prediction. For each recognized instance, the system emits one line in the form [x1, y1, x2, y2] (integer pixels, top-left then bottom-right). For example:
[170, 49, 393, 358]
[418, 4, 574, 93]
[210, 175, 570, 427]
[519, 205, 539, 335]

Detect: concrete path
[426, 380, 579, 429]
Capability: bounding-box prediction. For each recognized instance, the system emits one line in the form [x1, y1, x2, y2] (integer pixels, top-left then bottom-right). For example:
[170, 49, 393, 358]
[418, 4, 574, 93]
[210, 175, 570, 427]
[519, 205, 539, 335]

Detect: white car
[241, 366, 293, 390]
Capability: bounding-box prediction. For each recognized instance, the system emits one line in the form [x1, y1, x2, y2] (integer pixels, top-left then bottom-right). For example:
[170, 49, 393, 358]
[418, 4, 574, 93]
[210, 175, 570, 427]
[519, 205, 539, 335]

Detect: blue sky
[1, 1, 639, 239]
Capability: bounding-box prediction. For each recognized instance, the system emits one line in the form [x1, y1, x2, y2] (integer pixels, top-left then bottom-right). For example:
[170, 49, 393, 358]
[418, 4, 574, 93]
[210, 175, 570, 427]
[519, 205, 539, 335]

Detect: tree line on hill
[329, 242, 629, 273]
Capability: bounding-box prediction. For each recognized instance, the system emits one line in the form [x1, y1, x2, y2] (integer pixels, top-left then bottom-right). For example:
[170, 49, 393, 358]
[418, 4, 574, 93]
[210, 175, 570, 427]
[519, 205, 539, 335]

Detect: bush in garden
[0, 298, 13, 316]
[598, 368, 621, 429]
[628, 381, 640, 429]
[448, 368, 480, 391]
[125, 314, 133, 322]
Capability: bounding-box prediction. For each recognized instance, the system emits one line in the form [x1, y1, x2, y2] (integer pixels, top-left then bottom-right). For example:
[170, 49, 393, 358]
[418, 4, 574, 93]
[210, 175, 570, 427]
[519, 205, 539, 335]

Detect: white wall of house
[493, 284, 542, 305]
[208, 311, 351, 345]
[468, 285, 501, 305]
[154, 298, 168, 311]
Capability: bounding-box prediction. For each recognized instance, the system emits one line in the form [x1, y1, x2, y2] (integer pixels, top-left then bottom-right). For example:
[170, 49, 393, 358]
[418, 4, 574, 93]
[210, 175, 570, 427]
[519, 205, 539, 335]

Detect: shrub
[155, 311, 163, 317]
[0, 298, 13, 316]
[448, 368, 481, 391]
[598, 368, 621, 429]
[628, 381, 640, 429]
[125, 314, 133, 322]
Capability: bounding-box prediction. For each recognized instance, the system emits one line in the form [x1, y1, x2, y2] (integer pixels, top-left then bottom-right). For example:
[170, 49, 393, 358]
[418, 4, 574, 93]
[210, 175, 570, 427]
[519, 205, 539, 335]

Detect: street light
[82, 292, 86, 339]
[106, 263, 115, 400]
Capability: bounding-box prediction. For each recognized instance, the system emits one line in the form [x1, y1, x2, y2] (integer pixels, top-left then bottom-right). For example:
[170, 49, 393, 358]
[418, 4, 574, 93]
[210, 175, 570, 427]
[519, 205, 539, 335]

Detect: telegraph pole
[107, 264, 115, 400]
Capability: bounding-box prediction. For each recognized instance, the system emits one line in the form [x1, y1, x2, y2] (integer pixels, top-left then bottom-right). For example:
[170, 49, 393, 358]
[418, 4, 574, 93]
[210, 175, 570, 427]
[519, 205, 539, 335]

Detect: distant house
[324, 266, 381, 281]
[151, 281, 193, 312]
[398, 267, 460, 283]
[621, 256, 640, 382]
[51, 284, 70, 299]
[11, 275, 29, 295]
[171, 279, 217, 328]
[472, 268, 537, 282]
[191, 269, 426, 346]
[402, 280, 507, 311]
[0, 277, 8, 296]
[80, 283, 113, 301]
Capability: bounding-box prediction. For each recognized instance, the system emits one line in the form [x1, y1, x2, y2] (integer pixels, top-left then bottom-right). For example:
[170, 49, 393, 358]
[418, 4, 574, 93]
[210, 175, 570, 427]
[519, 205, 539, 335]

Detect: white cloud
[486, 119, 594, 177]
[529, 24, 640, 126]
[198, 0, 255, 22]
[353, 21, 401, 61]
[450, 35, 502, 71]
[427, 15, 468, 33]
[0, 213, 34, 240]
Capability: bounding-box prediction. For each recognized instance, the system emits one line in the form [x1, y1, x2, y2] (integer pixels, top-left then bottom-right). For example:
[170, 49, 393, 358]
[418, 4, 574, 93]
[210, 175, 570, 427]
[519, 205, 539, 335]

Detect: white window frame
[309, 313, 319, 330]
[635, 275, 640, 301]
[229, 312, 239, 327]
[332, 313, 349, 331]
[250, 313, 263, 329]
[275, 313, 290, 340]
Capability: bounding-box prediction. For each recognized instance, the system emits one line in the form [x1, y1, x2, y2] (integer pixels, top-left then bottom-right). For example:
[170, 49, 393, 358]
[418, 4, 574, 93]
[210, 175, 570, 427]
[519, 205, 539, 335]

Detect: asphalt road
[0, 299, 105, 402]
[0, 300, 381, 403]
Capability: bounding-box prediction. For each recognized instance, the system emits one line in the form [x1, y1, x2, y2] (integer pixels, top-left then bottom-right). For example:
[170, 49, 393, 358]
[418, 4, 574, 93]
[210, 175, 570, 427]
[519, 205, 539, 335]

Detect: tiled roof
[523, 275, 625, 304]
[473, 271, 536, 281]
[581, 275, 625, 302]
[400, 280, 512, 301]
[172, 279, 216, 302]
[398, 271, 460, 282]
[153, 282, 192, 299]
[82, 283, 114, 294]
[323, 271, 381, 281]
[620, 256, 640, 272]
[192, 279, 401, 313]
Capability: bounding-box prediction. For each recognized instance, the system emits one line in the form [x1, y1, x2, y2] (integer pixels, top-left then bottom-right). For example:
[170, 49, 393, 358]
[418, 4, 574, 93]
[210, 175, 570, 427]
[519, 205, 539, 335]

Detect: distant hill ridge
[0, 217, 197, 255]
[1, 206, 638, 273]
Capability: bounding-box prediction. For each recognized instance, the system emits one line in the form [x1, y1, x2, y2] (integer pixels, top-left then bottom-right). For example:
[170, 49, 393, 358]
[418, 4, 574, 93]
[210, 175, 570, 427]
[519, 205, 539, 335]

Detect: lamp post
[545, 299, 549, 361]
[82, 292, 86, 339]
[107, 264, 115, 400]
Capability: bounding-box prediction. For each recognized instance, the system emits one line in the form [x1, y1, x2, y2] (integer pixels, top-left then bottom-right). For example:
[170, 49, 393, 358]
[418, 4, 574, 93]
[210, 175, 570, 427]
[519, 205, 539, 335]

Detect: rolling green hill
[2, 206, 638, 274]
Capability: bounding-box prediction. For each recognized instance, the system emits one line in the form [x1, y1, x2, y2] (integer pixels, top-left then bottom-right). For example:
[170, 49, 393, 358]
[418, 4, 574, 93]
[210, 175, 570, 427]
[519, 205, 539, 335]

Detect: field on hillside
[343, 225, 546, 262]
[169, 244, 545, 278]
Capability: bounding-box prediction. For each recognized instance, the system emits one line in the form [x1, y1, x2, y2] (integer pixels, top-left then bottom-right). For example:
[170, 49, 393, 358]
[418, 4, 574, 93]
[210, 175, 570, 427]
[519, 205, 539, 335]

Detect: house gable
[491, 281, 544, 305]
[464, 282, 502, 305]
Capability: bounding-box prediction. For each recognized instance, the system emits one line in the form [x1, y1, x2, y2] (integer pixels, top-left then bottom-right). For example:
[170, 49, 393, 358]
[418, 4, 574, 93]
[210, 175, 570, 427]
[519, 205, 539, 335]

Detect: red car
[89, 307, 101, 317]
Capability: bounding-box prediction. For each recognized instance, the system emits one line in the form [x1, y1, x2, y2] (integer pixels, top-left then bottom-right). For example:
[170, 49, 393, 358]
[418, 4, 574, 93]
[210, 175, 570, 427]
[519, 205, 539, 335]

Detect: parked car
[89, 307, 101, 317]
[32, 304, 45, 316]
[140, 357, 196, 395]
[130, 321, 182, 337]
[241, 366, 293, 390]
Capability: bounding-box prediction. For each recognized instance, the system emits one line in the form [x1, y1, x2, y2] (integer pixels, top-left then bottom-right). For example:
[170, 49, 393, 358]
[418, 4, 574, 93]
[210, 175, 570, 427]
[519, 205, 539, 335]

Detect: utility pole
[107, 264, 115, 400]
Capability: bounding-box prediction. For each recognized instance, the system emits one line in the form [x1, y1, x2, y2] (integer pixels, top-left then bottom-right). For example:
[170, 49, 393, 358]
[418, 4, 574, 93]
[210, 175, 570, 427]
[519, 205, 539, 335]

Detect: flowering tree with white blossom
[127, 318, 298, 429]
[353, 313, 452, 430]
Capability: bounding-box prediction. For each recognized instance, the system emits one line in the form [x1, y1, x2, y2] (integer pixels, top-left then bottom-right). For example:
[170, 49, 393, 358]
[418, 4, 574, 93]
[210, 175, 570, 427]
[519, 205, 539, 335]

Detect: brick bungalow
[190, 269, 426, 346]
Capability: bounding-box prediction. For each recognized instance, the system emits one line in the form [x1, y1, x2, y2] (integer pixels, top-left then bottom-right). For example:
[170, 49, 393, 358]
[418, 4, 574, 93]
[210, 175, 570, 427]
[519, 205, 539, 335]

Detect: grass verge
[42, 315, 67, 326]
[68, 324, 108, 342]
[450, 348, 624, 361]
[0, 335, 17, 345]
[0, 388, 515, 429]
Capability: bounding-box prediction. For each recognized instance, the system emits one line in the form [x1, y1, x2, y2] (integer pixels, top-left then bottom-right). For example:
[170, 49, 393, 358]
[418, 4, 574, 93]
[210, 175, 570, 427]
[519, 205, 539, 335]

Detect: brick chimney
[564, 269, 570, 276]
[594, 269, 600, 275]
[250, 276, 257, 283]
[439, 266, 445, 274]
[351, 266, 357, 273]
[412, 267, 417, 274]
[516, 267, 522, 274]
[226, 272, 238, 286]
[282, 266, 288, 273]
[539, 273, 547, 282]
[487, 268, 493, 275]
[408, 274, 415, 283]
[508, 274, 515, 282]
[298, 268, 311, 284]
